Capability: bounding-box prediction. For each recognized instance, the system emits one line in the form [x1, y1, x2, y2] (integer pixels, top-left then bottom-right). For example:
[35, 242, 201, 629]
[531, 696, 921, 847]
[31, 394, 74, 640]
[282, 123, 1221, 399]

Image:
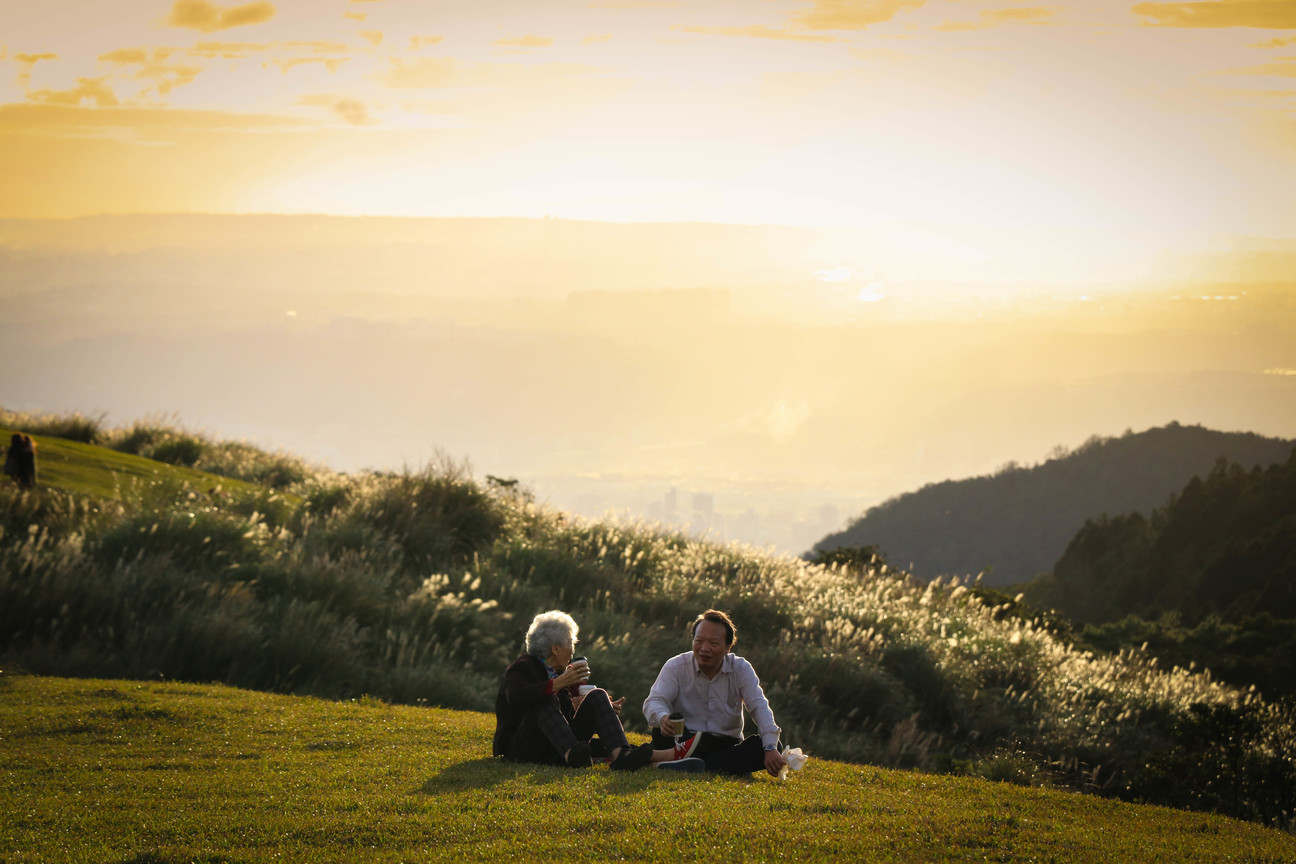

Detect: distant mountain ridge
[813, 424, 1296, 586]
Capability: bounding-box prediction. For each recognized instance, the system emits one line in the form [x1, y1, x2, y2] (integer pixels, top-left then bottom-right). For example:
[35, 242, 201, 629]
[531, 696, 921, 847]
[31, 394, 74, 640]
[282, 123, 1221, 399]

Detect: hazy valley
[4, 215, 1295, 555]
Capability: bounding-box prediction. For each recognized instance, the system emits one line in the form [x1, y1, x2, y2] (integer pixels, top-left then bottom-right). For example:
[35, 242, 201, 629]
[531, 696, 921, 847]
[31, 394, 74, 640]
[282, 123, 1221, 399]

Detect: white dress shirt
[643, 652, 781, 748]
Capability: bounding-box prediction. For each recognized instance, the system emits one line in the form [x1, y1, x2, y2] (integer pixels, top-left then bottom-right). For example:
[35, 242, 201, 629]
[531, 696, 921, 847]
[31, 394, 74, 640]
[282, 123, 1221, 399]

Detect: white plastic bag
[777, 747, 808, 781]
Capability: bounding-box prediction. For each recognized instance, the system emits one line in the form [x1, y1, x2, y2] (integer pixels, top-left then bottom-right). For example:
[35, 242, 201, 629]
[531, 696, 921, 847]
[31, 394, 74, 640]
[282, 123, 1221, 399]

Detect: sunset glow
[4, 0, 1296, 280]
[3, 1, 1296, 554]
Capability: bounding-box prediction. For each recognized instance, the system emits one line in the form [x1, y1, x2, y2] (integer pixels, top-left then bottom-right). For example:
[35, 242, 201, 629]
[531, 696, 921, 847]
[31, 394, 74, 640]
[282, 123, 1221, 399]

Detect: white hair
[525, 610, 579, 659]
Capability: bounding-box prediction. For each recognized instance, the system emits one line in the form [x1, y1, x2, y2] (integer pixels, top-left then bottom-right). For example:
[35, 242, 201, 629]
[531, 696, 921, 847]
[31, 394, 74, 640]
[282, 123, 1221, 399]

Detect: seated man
[494, 609, 694, 770]
[643, 609, 787, 777]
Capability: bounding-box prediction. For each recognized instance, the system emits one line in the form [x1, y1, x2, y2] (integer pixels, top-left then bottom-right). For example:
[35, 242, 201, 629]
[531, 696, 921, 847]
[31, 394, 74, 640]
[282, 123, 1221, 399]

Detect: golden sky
[3, 0, 1296, 280]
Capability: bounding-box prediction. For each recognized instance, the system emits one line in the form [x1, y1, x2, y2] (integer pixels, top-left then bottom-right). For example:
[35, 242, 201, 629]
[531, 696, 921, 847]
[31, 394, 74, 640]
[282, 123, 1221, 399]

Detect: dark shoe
[565, 742, 592, 768]
[610, 742, 654, 772]
[673, 732, 700, 760]
[657, 757, 706, 774]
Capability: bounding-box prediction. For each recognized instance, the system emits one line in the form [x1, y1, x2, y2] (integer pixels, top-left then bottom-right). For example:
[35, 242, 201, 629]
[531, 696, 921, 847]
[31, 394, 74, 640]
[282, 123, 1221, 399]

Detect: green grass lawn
[2, 675, 1293, 863]
[0, 428, 265, 504]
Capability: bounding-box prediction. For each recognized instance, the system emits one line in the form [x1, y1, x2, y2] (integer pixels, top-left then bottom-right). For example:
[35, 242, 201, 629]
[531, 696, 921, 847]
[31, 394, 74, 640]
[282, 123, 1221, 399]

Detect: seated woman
[493, 610, 700, 770]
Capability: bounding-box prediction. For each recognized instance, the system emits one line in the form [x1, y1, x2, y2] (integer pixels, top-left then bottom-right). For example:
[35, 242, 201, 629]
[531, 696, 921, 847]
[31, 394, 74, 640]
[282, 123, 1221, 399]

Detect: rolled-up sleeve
[642, 655, 684, 729]
[734, 657, 781, 748]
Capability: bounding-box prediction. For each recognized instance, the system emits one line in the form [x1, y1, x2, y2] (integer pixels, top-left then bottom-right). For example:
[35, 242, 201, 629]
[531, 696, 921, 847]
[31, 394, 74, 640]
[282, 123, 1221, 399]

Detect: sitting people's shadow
[418, 757, 566, 794]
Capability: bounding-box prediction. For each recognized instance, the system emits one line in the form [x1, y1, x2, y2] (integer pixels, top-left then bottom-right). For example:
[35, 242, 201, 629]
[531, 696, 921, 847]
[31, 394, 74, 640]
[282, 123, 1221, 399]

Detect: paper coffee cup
[578, 685, 596, 697]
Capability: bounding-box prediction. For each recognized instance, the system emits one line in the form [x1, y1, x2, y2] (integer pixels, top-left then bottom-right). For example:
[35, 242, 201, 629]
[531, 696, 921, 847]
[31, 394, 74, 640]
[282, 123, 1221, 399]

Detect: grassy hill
[813, 424, 1295, 586]
[1, 424, 272, 502]
[2, 411, 1294, 835]
[3, 674, 1294, 863]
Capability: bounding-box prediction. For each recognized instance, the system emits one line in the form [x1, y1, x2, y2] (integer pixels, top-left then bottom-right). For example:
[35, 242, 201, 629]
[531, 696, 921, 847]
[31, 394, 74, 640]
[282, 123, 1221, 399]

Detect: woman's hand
[553, 662, 590, 690]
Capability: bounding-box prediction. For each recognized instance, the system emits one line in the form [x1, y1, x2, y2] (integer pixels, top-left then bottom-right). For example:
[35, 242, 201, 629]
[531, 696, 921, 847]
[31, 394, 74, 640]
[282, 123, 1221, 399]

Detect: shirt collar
[691, 653, 733, 676]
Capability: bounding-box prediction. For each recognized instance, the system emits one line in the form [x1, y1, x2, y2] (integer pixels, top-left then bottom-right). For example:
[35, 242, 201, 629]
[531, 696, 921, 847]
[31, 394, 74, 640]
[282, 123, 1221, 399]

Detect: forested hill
[1028, 448, 1296, 626]
[812, 424, 1295, 586]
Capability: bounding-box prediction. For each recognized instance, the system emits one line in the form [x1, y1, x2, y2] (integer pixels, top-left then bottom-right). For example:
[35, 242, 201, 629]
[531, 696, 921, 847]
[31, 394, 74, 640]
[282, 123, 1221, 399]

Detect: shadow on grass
[117, 853, 238, 864]
[420, 756, 736, 798]
[419, 756, 571, 793]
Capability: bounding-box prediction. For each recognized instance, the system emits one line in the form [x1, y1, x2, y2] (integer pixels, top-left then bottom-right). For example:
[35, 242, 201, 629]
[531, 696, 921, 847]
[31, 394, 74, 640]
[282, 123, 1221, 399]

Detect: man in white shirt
[642, 609, 787, 776]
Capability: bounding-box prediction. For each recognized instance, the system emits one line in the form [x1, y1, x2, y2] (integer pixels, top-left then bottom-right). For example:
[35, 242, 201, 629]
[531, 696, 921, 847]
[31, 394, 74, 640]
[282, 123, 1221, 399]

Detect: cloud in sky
[377, 57, 601, 89]
[189, 41, 272, 58]
[15, 52, 58, 87]
[97, 47, 202, 98]
[360, 31, 384, 47]
[299, 94, 373, 125]
[1133, 1, 1296, 29]
[794, 0, 928, 30]
[100, 48, 164, 65]
[410, 36, 444, 50]
[271, 57, 348, 73]
[1224, 57, 1296, 76]
[284, 41, 350, 54]
[1252, 35, 1296, 45]
[332, 97, 371, 124]
[27, 77, 120, 108]
[676, 25, 840, 42]
[587, 0, 678, 7]
[495, 35, 555, 48]
[0, 102, 309, 136]
[937, 6, 1058, 31]
[166, 0, 277, 34]
[379, 57, 455, 88]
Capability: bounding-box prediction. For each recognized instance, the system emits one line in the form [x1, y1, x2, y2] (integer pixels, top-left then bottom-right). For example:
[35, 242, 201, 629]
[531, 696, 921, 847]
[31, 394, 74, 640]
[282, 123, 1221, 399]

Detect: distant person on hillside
[494, 609, 703, 771]
[643, 609, 787, 776]
[3, 434, 19, 483]
[4, 433, 36, 488]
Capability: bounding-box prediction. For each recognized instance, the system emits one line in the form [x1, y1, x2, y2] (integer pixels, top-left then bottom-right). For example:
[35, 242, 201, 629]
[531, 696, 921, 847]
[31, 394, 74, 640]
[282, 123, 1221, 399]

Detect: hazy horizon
[5, 0, 1296, 554]
[4, 213, 1295, 555]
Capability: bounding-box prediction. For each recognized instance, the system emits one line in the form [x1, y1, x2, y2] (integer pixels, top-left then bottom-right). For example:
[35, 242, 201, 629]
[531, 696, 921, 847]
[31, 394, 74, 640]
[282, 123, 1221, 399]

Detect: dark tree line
[1026, 448, 1296, 700]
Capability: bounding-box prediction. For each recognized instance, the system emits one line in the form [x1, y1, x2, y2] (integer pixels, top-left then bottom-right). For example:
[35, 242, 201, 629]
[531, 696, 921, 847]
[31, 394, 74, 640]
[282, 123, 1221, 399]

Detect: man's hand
[610, 696, 625, 716]
[659, 715, 681, 737]
[764, 747, 787, 778]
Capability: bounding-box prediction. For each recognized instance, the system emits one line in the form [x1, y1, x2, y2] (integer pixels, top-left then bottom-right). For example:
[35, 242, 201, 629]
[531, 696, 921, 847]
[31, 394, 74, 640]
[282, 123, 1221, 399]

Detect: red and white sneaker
[673, 733, 700, 760]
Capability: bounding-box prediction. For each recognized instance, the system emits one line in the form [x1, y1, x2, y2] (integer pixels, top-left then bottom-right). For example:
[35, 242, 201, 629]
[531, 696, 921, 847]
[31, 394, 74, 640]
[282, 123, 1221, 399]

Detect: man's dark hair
[691, 609, 736, 647]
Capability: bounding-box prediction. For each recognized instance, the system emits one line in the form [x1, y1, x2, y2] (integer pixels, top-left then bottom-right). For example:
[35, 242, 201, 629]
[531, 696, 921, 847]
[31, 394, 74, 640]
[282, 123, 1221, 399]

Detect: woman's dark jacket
[493, 653, 574, 763]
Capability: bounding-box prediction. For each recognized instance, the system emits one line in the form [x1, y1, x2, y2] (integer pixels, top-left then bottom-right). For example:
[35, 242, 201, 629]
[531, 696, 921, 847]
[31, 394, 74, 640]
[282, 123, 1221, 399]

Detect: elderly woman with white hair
[493, 610, 701, 770]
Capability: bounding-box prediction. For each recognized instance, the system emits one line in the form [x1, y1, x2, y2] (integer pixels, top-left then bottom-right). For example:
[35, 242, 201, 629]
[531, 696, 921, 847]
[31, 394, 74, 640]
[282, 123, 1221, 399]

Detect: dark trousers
[651, 728, 772, 775]
[514, 688, 630, 764]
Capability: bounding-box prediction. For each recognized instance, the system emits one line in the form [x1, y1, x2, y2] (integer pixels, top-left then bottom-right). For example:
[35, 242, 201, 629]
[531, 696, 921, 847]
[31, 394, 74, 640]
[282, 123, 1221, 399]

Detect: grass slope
[2, 675, 1293, 864]
[0, 427, 266, 503]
